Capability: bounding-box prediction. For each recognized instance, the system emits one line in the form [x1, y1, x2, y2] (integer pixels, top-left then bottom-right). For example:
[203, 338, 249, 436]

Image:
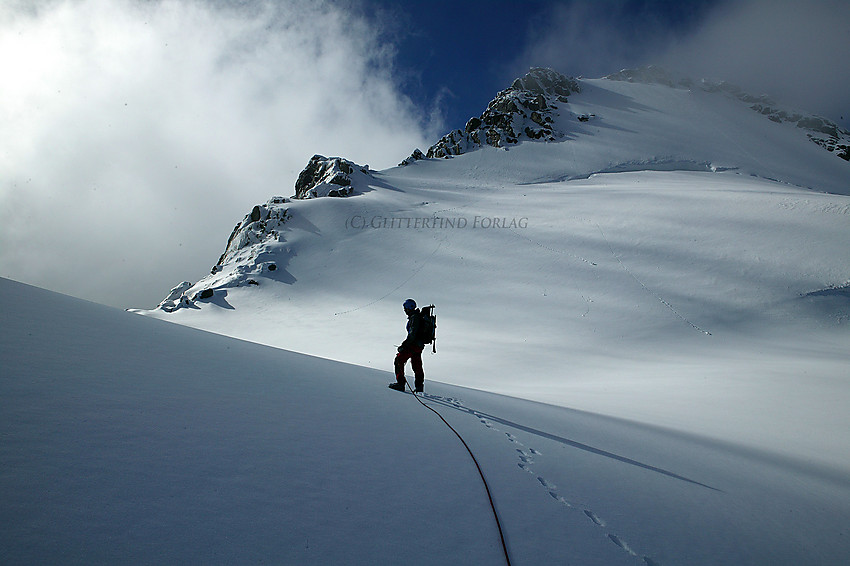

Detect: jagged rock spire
[401, 67, 581, 164]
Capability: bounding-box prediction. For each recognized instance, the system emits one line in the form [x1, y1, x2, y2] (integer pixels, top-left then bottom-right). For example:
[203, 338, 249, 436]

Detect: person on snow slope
[389, 298, 426, 393]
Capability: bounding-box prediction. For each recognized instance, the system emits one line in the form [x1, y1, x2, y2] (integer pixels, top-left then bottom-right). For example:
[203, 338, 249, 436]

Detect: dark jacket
[400, 309, 423, 350]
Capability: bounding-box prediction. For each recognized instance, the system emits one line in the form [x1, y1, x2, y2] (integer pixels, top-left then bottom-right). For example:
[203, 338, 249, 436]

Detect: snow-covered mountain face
[150, 66, 850, 310]
[135, 67, 850, 464]
[606, 65, 850, 161]
[401, 66, 849, 165]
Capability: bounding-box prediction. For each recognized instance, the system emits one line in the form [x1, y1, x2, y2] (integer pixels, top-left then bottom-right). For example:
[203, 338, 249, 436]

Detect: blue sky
[1, 0, 848, 308]
[350, 0, 848, 134]
[358, 0, 721, 131]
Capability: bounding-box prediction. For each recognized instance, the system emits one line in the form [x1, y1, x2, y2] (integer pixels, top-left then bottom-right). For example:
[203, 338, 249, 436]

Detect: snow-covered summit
[402, 65, 849, 167]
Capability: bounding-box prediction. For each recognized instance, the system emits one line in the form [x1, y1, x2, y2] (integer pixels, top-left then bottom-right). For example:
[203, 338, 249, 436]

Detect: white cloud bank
[510, 0, 849, 127]
[661, 0, 850, 126]
[0, 0, 433, 308]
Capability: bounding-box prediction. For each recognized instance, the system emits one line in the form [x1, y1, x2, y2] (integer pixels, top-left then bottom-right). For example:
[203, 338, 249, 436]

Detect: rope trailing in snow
[405, 381, 513, 566]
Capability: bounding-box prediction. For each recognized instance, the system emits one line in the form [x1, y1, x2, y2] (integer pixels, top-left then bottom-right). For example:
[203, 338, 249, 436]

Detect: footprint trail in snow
[421, 393, 666, 566]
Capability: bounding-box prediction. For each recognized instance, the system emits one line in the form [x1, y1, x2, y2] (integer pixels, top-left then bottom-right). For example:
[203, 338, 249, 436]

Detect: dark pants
[395, 344, 424, 388]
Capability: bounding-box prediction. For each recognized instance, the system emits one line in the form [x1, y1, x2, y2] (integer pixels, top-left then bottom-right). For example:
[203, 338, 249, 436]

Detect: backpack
[418, 305, 437, 352]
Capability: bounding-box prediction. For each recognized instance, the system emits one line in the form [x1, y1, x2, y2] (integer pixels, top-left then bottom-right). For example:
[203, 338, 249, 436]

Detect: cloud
[0, 0, 433, 309]
[505, 1, 711, 83]
[660, 0, 850, 125]
[508, 0, 848, 126]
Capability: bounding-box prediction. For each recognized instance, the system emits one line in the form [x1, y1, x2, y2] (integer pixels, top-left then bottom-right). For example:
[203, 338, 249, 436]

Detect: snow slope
[3, 277, 850, 565]
[135, 71, 850, 473]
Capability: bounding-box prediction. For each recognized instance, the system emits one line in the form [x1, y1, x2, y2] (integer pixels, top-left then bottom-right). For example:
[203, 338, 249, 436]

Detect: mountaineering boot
[388, 382, 405, 392]
[414, 385, 424, 393]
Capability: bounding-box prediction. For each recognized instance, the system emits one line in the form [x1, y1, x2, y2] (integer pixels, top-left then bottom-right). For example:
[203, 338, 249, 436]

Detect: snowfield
[137, 165, 850, 472]
[4, 70, 850, 564]
[3, 277, 850, 565]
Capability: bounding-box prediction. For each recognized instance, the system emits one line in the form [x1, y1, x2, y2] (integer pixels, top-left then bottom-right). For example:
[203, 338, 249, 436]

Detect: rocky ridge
[400, 67, 582, 164]
[154, 155, 375, 310]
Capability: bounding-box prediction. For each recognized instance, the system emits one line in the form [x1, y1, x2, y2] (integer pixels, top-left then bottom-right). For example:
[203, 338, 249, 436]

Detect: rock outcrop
[401, 67, 581, 164]
[293, 154, 372, 199]
[216, 197, 291, 268]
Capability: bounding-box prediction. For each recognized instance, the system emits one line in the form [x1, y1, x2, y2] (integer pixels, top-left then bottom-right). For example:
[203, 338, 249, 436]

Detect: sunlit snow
[4, 71, 849, 564]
